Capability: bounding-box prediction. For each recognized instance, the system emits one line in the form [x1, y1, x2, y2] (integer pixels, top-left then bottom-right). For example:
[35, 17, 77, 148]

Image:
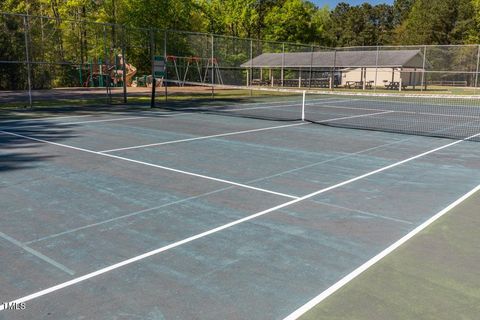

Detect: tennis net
[162, 81, 480, 141]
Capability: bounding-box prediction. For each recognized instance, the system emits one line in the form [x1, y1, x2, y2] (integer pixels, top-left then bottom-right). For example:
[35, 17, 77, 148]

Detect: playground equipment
[182, 56, 204, 85]
[166, 56, 181, 82]
[117, 55, 225, 88]
[174, 56, 224, 86]
[203, 57, 223, 85]
[80, 58, 112, 88]
[132, 75, 163, 88]
[114, 54, 137, 87]
[81, 54, 137, 88]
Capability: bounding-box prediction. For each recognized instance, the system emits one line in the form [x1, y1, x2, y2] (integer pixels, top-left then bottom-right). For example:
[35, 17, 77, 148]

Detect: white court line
[1, 131, 478, 311]
[0, 232, 75, 276]
[283, 183, 480, 320]
[101, 123, 307, 153]
[0, 130, 298, 200]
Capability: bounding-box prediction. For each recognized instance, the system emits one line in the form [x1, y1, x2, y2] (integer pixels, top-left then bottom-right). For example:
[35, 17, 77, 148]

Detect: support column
[299, 68, 302, 88]
[362, 68, 366, 90]
[399, 68, 403, 92]
[413, 68, 417, 90]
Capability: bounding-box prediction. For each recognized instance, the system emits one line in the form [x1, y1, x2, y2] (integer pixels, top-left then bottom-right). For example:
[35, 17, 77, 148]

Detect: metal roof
[241, 50, 425, 68]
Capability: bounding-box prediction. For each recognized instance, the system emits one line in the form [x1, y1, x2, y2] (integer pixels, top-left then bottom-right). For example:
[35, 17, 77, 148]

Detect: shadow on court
[0, 122, 78, 173]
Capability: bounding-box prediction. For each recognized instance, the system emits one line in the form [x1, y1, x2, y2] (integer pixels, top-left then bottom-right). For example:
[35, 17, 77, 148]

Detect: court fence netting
[0, 12, 479, 141]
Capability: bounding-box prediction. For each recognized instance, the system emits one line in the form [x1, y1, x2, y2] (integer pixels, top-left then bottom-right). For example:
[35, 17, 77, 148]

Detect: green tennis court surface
[1, 94, 479, 319]
[301, 189, 480, 320]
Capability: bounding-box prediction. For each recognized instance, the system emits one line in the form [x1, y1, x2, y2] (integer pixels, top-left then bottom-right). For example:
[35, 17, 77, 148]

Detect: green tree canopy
[330, 2, 394, 46]
[394, 0, 476, 45]
[263, 0, 331, 44]
[1, 0, 479, 46]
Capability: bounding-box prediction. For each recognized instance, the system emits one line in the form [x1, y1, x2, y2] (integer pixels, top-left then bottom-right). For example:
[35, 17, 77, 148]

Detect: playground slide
[125, 64, 137, 86]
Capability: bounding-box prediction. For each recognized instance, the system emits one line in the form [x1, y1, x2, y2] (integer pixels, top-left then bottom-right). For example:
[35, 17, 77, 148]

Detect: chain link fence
[1, 12, 479, 108]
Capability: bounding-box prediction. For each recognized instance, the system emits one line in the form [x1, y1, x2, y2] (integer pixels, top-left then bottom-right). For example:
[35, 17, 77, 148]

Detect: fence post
[121, 25, 127, 103]
[40, 9, 45, 61]
[103, 24, 111, 104]
[211, 34, 215, 99]
[164, 30, 168, 102]
[150, 28, 156, 108]
[23, 15, 33, 108]
[421, 45, 427, 91]
[249, 39, 253, 94]
[475, 45, 480, 95]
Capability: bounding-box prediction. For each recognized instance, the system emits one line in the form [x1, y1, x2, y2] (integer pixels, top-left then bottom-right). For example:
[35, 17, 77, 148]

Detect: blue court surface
[1, 97, 479, 319]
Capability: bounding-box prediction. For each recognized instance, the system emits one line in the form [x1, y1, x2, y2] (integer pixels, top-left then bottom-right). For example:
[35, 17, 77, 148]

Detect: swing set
[165, 55, 224, 86]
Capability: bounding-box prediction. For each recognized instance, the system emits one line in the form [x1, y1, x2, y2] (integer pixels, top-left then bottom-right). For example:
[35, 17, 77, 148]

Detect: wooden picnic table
[346, 80, 374, 89]
[384, 81, 407, 90]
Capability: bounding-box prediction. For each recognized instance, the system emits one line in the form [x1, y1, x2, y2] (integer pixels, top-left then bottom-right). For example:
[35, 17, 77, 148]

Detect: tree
[392, 0, 414, 25]
[263, 0, 331, 44]
[329, 2, 394, 47]
[197, 0, 259, 37]
[468, 0, 480, 43]
[394, 0, 475, 45]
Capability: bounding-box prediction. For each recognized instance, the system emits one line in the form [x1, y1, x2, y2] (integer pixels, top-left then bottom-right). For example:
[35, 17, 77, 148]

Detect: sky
[312, 0, 393, 8]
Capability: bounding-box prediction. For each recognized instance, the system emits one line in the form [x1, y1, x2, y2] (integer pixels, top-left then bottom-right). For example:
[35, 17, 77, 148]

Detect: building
[240, 50, 426, 91]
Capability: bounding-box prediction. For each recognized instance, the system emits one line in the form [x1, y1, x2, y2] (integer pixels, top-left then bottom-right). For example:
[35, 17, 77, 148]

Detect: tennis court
[1, 89, 480, 319]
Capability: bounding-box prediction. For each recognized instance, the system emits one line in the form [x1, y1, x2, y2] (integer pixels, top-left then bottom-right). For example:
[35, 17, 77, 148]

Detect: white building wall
[341, 68, 422, 87]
